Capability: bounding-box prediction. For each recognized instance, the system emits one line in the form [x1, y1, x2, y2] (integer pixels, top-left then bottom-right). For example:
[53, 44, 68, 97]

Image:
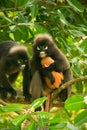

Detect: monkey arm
[44, 59, 69, 72]
[8, 72, 19, 84]
[39, 68, 55, 84]
[30, 71, 43, 101]
[22, 64, 31, 100]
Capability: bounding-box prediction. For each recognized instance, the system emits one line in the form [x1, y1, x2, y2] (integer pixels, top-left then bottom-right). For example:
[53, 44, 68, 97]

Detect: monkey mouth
[20, 64, 26, 70]
[40, 52, 46, 58]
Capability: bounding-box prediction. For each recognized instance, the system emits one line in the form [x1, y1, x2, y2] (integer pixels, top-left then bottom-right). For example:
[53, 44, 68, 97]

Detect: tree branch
[0, 7, 23, 12]
[0, 99, 8, 106]
[52, 75, 87, 100]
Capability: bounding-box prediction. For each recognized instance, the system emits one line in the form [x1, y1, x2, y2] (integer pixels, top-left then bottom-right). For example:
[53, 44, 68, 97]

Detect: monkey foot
[24, 93, 32, 101]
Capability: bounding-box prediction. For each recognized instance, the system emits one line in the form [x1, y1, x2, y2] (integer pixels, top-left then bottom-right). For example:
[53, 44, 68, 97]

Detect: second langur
[30, 34, 73, 102]
[0, 41, 31, 100]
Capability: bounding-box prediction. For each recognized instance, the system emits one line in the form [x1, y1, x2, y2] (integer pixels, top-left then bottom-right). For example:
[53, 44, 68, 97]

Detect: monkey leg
[22, 67, 31, 101]
[0, 87, 8, 98]
[45, 93, 51, 112]
[59, 69, 73, 101]
[30, 71, 43, 101]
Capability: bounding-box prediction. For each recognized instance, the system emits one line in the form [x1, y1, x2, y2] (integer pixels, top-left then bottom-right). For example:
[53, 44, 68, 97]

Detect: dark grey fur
[0, 41, 31, 100]
[30, 34, 73, 101]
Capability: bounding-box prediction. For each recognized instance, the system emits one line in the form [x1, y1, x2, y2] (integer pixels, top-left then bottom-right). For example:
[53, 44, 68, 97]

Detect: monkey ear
[7, 54, 11, 58]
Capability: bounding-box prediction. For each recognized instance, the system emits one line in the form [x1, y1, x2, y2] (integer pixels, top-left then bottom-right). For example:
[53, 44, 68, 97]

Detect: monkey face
[36, 44, 48, 58]
[5, 53, 28, 74]
[33, 39, 53, 58]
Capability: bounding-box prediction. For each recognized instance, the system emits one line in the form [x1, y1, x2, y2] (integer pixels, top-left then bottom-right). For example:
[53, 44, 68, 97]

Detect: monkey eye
[37, 46, 40, 50]
[24, 59, 28, 64]
[44, 46, 48, 50]
[17, 59, 23, 65]
[17, 60, 21, 64]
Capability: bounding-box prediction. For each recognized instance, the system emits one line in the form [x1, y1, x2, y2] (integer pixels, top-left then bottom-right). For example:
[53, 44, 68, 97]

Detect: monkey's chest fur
[31, 56, 63, 93]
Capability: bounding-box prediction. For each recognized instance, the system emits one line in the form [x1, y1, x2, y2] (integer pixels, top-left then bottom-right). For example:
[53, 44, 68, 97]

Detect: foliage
[0, 0, 87, 129]
[0, 96, 87, 130]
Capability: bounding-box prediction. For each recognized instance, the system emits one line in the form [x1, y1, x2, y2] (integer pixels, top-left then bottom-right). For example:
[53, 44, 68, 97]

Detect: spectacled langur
[30, 34, 73, 110]
[0, 41, 31, 100]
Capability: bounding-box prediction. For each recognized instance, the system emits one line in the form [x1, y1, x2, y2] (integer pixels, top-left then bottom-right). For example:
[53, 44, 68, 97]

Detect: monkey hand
[39, 67, 49, 77]
[41, 69, 55, 84]
[10, 89, 17, 99]
[24, 93, 32, 101]
[50, 75, 55, 84]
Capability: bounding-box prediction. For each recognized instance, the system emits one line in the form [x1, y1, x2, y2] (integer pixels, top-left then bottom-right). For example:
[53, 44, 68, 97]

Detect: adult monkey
[30, 34, 72, 110]
[0, 41, 31, 100]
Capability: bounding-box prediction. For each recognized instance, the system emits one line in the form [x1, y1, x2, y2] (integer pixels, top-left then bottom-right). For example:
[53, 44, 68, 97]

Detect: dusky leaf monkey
[30, 34, 72, 110]
[0, 41, 31, 100]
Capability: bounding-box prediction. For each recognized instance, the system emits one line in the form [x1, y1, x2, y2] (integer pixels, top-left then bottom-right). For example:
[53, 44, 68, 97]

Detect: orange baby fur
[41, 57, 54, 68]
[45, 71, 63, 89]
[41, 57, 64, 89]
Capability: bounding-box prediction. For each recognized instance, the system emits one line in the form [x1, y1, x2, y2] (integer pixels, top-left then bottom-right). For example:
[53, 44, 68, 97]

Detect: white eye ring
[18, 60, 21, 64]
[44, 46, 48, 50]
[37, 46, 40, 50]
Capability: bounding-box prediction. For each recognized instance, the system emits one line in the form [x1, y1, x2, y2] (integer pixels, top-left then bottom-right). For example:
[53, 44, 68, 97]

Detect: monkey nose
[40, 51, 46, 58]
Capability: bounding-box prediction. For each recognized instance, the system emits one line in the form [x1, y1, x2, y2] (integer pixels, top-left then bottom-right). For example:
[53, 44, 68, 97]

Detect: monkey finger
[51, 77, 55, 84]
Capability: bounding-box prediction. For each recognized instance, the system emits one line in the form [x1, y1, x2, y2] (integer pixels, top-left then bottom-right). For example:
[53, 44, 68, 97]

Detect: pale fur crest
[9, 45, 27, 54]
[34, 34, 53, 43]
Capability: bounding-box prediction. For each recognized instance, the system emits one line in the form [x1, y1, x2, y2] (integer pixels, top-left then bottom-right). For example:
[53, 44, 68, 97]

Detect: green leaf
[1, 104, 25, 112]
[0, 28, 10, 42]
[33, 24, 48, 34]
[26, 0, 38, 6]
[49, 123, 67, 129]
[48, 116, 63, 125]
[68, 29, 85, 37]
[57, 10, 68, 25]
[13, 26, 29, 41]
[26, 121, 36, 130]
[75, 82, 83, 93]
[74, 110, 87, 126]
[12, 114, 27, 126]
[29, 96, 47, 109]
[65, 95, 86, 111]
[67, 122, 78, 130]
[16, 0, 29, 6]
[67, 0, 84, 12]
[30, 5, 38, 18]
[3, 15, 14, 24]
[79, 39, 87, 53]
[35, 111, 52, 122]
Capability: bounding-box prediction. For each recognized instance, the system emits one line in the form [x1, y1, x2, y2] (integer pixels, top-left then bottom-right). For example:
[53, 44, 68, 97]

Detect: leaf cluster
[0, 96, 87, 130]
